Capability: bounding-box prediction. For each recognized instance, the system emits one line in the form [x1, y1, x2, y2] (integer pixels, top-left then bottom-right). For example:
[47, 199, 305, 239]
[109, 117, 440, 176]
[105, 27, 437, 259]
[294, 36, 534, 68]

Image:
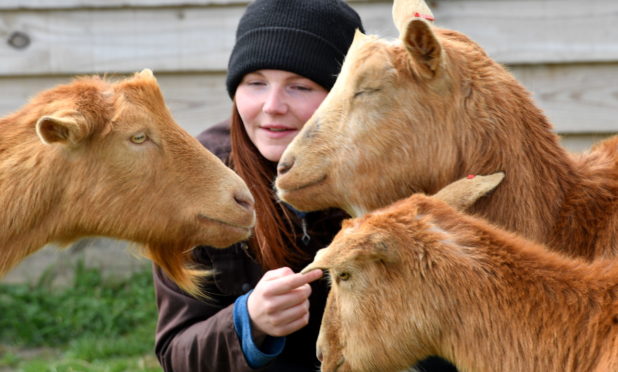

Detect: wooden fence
[1, 0, 616, 146]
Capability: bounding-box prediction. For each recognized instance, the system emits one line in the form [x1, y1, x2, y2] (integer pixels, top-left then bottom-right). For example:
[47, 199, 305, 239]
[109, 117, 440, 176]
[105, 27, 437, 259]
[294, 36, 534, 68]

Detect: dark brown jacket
[153, 121, 347, 371]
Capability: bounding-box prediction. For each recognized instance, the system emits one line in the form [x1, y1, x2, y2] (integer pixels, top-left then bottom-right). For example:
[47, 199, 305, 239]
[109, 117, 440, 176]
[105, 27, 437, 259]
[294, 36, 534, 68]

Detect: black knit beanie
[226, 0, 365, 97]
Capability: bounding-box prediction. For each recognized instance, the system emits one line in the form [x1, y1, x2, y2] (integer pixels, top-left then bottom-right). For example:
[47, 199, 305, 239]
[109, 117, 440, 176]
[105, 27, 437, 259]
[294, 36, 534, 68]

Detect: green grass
[0, 262, 163, 372]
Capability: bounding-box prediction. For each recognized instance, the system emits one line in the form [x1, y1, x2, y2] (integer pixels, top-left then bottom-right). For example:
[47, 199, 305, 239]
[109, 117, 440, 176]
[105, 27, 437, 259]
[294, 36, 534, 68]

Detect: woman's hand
[247, 267, 323, 342]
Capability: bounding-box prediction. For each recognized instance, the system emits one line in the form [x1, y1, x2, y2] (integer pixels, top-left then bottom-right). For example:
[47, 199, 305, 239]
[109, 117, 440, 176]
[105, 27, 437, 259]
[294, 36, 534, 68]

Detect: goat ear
[136, 68, 156, 81]
[366, 240, 397, 264]
[402, 19, 443, 79]
[301, 248, 330, 274]
[36, 110, 91, 146]
[433, 172, 505, 211]
[393, 0, 434, 34]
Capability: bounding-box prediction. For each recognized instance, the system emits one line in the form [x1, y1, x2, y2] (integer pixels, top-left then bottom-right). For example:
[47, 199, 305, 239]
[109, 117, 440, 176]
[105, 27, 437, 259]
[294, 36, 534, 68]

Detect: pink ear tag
[413, 12, 436, 21]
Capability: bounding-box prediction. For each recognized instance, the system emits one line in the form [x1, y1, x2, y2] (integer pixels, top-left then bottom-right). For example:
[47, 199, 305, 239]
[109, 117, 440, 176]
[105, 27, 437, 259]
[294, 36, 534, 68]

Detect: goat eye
[353, 88, 381, 99]
[130, 133, 147, 144]
[338, 272, 351, 281]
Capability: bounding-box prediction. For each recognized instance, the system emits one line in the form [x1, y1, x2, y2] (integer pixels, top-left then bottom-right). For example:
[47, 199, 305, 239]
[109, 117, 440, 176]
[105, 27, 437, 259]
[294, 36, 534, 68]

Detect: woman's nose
[263, 88, 288, 115]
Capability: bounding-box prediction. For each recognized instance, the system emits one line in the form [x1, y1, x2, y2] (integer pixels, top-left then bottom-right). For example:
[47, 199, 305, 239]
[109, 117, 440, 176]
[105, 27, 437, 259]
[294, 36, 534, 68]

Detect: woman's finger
[261, 284, 311, 314]
[266, 270, 322, 296]
[261, 267, 294, 281]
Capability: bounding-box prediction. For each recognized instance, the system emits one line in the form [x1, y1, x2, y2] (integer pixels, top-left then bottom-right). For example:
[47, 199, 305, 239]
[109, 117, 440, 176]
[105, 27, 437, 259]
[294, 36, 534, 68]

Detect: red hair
[229, 104, 308, 269]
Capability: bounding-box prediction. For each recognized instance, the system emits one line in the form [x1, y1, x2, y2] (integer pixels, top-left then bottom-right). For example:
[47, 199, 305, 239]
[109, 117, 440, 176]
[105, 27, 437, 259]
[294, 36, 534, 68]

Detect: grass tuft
[0, 261, 162, 371]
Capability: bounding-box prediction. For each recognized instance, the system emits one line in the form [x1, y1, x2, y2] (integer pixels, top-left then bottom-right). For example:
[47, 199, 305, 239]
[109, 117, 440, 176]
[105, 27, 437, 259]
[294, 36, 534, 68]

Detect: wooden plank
[0, 73, 231, 137]
[0, 7, 242, 76]
[432, 0, 618, 64]
[0, 0, 380, 10]
[559, 134, 616, 153]
[0, 0, 247, 9]
[1, 1, 617, 76]
[510, 63, 618, 134]
[363, 0, 618, 64]
[1, 63, 616, 135]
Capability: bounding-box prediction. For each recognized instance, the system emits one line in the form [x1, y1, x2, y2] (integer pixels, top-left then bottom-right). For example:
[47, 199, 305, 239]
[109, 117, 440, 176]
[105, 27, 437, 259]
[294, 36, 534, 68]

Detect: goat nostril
[317, 348, 323, 362]
[234, 194, 254, 211]
[277, 158, 295, 176]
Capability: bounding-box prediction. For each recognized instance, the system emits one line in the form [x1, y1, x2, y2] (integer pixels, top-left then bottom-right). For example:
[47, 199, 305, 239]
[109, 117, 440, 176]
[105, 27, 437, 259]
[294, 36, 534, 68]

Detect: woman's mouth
[260, 125, 298, 138]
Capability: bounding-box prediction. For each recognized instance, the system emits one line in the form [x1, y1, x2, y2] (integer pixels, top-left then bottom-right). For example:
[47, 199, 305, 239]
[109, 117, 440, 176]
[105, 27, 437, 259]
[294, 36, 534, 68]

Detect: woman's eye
[291, 85, 312, 92]
[130, 133, 147, 144]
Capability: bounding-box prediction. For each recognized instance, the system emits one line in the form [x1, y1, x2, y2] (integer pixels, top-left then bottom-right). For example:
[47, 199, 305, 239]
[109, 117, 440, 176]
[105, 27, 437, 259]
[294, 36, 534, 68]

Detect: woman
[154, 1, 362, 371]
[153, 0, 457, 371]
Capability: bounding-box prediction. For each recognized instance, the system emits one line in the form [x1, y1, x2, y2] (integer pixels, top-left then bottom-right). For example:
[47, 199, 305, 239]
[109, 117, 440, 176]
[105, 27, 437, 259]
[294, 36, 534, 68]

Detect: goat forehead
[340, 224, 383, 244]
[112, 92, 174, 129]
[337, 226, 382, 249]
[351, 45, 394, 78]
[111, 103, 151, 129]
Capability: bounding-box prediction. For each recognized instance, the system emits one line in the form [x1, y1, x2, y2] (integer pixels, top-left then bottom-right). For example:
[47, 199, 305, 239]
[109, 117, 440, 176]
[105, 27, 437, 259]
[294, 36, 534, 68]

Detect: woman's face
[235, 70, 328, 162]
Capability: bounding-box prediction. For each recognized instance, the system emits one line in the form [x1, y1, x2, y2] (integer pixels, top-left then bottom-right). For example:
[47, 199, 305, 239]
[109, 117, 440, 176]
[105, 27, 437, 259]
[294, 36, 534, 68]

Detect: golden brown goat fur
[305, 191, 618, 372]
[0, 70, 255, 296]
[276, 10, 618, 260]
